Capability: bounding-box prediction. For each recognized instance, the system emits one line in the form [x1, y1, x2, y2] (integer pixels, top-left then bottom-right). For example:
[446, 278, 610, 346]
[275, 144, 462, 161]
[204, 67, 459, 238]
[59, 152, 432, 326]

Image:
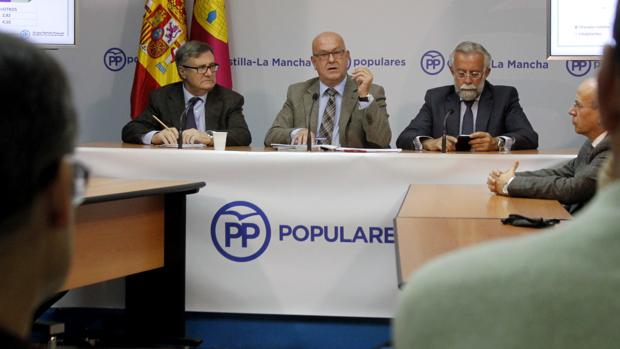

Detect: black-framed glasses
[455, 70, 484, 79]
[70, 159, 90, 206]
[313, 49, 346, 60]
[182, 63, 220, 74]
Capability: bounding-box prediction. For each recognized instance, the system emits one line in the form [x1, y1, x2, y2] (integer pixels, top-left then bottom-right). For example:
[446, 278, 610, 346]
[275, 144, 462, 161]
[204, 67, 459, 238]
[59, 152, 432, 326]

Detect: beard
[456, 81, 485, 101]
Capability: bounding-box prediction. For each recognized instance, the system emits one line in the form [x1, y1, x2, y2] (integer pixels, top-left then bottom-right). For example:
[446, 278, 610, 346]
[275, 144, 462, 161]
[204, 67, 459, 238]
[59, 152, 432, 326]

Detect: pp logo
[103, 48, 128, 71]
[19, 30, 30, 40]
[566, 60, 592, 77]
[420, 50, 445, 75]
[211, 201, 271, 262]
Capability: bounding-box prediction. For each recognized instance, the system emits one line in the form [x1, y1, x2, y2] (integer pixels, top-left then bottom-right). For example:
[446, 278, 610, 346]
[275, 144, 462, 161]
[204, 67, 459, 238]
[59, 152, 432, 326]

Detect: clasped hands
[422, 131, 500, 152]
[151, 128, 213, 146]
[487, 161, 519, 195]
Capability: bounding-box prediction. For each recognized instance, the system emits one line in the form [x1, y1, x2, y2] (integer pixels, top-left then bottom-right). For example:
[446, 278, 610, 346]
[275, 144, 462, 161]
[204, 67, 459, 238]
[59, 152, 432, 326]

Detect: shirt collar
[319, 77, 347, 97]
[182, 85, 208, 105]
[592, 131, 608, 147]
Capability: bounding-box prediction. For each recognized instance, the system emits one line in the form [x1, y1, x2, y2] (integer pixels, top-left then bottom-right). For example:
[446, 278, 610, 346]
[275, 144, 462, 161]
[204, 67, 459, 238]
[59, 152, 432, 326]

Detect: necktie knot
[464, 100, 475, 109]
[189, 96, 202, 106]
[325, 88, 337, 97]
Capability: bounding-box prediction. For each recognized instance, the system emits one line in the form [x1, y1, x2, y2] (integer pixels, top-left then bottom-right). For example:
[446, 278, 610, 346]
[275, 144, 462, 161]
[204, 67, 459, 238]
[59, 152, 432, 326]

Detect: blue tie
[185, 97, 201, 130]
[461, 100, 474, 134]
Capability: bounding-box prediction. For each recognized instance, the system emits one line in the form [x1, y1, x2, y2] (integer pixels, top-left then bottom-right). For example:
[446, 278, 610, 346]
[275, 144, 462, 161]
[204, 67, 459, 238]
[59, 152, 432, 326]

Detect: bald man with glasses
[264, 31, 391, 148]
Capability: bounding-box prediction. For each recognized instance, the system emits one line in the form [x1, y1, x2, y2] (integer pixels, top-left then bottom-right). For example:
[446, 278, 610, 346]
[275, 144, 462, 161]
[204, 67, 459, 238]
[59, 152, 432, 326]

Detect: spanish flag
[190, 0, 232, 88]
[130, 0, 189, 118]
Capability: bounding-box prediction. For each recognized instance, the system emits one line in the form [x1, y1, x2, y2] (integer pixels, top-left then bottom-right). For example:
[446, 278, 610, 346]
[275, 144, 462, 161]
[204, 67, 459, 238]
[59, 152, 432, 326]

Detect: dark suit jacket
[396, 81, 538, 150]
[509, 136, 611, 213]
[264, 76, 391, 148]
[122, 82, 251, 146]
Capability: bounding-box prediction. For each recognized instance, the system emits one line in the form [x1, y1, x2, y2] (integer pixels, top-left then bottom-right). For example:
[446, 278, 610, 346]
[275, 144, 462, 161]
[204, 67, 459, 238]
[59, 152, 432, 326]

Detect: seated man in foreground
[122, 40, 251, 146]
[264, 31, 391, 148]
[393, 5, 620, 346]
[487, 78, 609, 213]
[0, 33, 79, 347]
[396, 41, 538, 151]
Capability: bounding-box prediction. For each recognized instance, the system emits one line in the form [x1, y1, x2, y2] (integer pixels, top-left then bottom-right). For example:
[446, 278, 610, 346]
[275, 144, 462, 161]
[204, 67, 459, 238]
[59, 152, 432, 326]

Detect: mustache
[459, 84, 477, 90]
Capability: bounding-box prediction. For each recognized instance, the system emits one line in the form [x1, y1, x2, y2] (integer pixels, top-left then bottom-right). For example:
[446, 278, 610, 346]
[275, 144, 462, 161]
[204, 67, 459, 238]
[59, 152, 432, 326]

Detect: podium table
[395, 184, 571, 285]
[64, 177, 205, 341]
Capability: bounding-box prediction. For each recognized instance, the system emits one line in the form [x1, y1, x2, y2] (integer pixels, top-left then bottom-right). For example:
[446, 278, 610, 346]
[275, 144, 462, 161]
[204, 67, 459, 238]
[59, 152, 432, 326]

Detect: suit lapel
[169, 83, 186, 129]
[205, 86, 223, 131]
[338, 77, 357, 142]
[304, 79, 320, 132]
[475, 82, 493, 133]
[445, 92, 460, 136]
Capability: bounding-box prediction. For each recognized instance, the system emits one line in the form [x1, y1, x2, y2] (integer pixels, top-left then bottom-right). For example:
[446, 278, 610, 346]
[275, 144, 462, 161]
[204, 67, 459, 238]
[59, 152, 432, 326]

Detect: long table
[65, 177, 204, 340]
[395, 184, 571, 286]
[70, 144, 575, 318]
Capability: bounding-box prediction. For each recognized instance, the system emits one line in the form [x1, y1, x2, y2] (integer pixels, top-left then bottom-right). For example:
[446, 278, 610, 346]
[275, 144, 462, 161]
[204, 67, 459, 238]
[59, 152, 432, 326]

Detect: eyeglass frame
[572, 100, 598, 110]
[312, 49, 347, 60]
[181, 63, 220, 74]
[68, 158, 90, 206]
[454, 70, 484, 80]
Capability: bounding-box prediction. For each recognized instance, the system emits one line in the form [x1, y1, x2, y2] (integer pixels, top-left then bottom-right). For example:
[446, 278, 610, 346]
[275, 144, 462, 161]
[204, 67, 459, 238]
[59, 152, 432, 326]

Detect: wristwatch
[358, 95, 369, 102]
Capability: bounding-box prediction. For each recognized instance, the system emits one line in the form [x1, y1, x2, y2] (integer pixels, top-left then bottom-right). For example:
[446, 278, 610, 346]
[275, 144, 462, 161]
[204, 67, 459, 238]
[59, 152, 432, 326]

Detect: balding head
[569, 78, 604, 141]
[310, 31, 350, 87]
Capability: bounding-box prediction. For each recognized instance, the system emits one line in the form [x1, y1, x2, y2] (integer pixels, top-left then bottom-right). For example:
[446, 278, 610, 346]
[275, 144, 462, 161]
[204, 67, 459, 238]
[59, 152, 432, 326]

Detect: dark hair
[0, 33, 76, 229]
[175, 40, 214, 69]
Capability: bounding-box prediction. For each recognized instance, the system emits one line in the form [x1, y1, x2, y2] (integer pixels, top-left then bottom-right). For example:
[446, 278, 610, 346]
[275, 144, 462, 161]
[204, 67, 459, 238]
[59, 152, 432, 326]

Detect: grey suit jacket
[396, 81, 538, 150]
[394, 181, 620, 348]
[509, 136, 610, 212]
[122, 82, 251, 146]
[263, 76, 391, 148]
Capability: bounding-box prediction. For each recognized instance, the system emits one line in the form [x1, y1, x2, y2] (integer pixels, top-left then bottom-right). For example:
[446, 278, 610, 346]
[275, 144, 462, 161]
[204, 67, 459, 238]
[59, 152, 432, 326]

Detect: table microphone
[441, 109, 455, 153]
[307, 93, 319, 152]
[178, 97, 201, 149]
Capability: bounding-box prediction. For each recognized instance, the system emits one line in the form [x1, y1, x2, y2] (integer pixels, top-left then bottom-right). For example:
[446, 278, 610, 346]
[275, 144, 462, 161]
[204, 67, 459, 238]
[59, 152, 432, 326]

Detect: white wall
[52, 0, 598, 147]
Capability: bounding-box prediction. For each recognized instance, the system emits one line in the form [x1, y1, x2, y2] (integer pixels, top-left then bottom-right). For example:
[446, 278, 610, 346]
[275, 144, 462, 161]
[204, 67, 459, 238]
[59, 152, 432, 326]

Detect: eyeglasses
[455, 70, 484, 79]
[313, 49, 346, 60]
[182, 63, 220, 74]
[572, 100, 597, 110]
[71, 159, 90, 206]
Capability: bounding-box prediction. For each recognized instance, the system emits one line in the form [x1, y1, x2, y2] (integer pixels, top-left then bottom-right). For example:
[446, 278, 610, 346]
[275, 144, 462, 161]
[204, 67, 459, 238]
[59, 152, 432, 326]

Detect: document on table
[158, 144, 206, 148]
[326, 146, 402, 153]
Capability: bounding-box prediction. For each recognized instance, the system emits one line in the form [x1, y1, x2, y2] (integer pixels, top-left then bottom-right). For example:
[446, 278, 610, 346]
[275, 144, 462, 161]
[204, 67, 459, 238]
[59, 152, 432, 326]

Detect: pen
[151, 114, 172, 131]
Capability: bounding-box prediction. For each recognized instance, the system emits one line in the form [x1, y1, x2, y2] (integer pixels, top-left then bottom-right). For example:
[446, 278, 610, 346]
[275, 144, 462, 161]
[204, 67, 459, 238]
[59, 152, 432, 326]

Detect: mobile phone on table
[455, 135, 471, 151]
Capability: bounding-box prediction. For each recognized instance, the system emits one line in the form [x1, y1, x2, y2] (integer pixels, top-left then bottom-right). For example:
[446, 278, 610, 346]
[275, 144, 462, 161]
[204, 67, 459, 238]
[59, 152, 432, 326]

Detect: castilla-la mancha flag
[130, 0, 188, 118]
[190, 0, 232, 88]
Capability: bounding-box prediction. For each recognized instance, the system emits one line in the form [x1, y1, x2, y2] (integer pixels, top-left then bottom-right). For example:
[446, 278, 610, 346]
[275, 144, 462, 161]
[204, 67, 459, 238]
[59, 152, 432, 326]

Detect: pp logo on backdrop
[211, 201, 271, 262]
[566, 60, 593, 77]
[420, 50, 445, 75]
[104, 48, 138, 72]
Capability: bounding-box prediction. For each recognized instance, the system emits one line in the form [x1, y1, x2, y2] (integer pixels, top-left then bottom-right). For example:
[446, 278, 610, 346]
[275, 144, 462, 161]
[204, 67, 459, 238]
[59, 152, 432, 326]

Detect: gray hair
[448, 41, 492, 70]
[175, 40, 213, 69]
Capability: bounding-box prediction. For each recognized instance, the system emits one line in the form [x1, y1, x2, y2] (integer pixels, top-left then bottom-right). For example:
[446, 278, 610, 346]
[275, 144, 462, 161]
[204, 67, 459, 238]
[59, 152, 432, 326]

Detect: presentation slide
[0, 0, 75, 46]
[549, 0, 616, 57]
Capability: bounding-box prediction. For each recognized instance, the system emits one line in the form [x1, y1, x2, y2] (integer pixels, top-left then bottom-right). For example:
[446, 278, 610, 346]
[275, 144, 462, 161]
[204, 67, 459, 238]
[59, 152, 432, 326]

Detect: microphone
[307, 92, 319, 152]
[178, 97, 201, 149]
[441, 109, 455, 153]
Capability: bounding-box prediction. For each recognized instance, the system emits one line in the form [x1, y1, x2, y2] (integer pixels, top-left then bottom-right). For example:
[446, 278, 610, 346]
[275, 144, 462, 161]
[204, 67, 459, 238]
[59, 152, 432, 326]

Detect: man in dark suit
[264, 32, 391, 148]
[487, 78, 609, 213]
[396, 41, 538, 151]
[122, 41, 251, 146]
[0, 33, 81, 348]
[393, 7, 620, 345]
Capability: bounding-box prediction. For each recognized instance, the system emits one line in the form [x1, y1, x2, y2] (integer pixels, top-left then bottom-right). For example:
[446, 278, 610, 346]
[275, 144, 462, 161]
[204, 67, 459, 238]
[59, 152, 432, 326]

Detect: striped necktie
[318, 88, 337, 144]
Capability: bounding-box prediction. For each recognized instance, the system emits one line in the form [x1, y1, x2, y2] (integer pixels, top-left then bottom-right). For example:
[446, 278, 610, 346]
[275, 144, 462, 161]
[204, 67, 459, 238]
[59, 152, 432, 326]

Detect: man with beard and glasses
[122, 40, 252, 146]
[396, 41, 538, 152]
